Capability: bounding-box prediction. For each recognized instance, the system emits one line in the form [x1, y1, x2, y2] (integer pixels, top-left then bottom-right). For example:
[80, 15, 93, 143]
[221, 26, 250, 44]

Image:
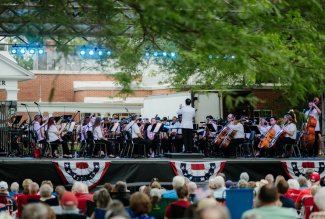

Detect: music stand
[244, 125, 251, 133]
[249, 126, 261, 135]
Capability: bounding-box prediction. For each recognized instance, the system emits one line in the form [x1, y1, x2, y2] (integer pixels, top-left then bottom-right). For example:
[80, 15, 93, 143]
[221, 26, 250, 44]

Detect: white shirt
[284, 123, 297, 140]
[48, 125, 59, 142]
[125, 121, 141, 139]
[305, 108, 320, 131]
[93, 126, 103, 140]
[169, 121, 182, 135]
[33, 121, 44, 141]
[228, 122, 245, 139]
[177, 105, 195, 129]
[270, 124, 281, 134]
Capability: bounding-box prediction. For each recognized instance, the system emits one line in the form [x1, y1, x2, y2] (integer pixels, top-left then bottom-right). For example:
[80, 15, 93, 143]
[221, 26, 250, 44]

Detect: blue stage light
[107, 51, 112, 56]
[145, 52, 150, 58]
[98, 50, 103, 56]
[11, 48, 17, 54]
[170, 52, 176, 58]
[28, 49, 35, 54]
[80, 50, 86, 55]
[153, 52, 158, 57]
[208, 55, 213, 59]
[38, 49, 44, 55]
[89, 50, 94, 55]
[162, 52, 167, 57]
[216, 55, 220, 59]
[20, 48, 26, 54]
[230, 55, 236, 59]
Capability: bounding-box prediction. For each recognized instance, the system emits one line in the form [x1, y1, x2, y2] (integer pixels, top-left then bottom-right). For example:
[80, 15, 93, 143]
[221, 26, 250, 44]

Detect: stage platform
[0, 156, 324, 188]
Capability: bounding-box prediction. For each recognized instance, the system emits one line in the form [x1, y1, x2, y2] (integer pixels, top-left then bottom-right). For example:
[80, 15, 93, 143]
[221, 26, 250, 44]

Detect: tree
[1, 0, 324, 106]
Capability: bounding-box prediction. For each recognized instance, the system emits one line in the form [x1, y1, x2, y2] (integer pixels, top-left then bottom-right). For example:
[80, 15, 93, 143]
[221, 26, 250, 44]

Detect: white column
[6, 88, 18, 101]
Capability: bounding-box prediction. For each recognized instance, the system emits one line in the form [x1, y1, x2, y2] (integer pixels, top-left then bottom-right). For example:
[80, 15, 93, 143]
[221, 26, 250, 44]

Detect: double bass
[301, 100, 317, 148]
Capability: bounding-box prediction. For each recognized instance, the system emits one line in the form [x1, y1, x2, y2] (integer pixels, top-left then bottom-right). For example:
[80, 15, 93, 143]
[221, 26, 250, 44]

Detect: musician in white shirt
[169, 116, 183, 153]
[176, 98, 195, 153]
[147, 118, 158, 158]
[224, 115, 245, 157]
[276, 114, 297, 157]
[33, 115, 48, 157]
[47, 117, 71, 158]
[93, 117, 114, 158]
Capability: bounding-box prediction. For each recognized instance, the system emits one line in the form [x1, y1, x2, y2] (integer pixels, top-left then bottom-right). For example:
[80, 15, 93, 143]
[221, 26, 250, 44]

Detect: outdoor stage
[0, 155, 324, 189]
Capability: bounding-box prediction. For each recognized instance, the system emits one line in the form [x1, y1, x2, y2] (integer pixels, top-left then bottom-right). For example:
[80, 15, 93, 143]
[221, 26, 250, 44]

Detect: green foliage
[4, 0, 325, 107]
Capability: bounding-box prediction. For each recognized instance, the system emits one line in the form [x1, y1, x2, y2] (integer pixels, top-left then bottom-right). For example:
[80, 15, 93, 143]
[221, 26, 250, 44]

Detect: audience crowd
[0, 171, 324, 219]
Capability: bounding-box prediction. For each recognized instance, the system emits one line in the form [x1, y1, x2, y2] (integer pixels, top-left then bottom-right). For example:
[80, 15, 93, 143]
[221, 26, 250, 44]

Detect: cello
[258, 125, 276, 149]
[301, 99, 318, 149]
[214, 123, 230, 145]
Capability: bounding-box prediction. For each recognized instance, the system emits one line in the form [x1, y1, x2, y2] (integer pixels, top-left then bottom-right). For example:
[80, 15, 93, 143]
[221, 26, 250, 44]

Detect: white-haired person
[240, 172, 249, 182]
[162, 176, 185, 200]
[208, 176, 226, 201]
[265, 174, 274, 185]
[71, 182, 93, 213]
[310, 187, 325, 218]
[9, 182, 19, 198]
[285, 179, 300, 202]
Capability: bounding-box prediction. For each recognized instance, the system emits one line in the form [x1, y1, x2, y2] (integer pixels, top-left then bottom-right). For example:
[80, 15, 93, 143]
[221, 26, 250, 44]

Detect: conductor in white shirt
[177, 98, 196, 153]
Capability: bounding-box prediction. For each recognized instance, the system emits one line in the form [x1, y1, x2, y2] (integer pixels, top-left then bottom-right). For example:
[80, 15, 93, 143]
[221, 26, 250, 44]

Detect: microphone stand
[34, 102, 42, 116]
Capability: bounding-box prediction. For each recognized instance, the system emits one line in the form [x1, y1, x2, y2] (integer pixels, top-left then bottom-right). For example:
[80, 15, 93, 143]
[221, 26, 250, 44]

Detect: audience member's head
[314, 188, 325, 211]
[71, 182, 88, 194]
[55, 185, 66, 204]
[238, 179, 248, 189]
[258, 184, 278, 206]
[197, 198, 217, 212]
[10, 182, 19, 193]
[114, 181, 128, 193]
[265, 174, 274, 184]
[29, 182, 39, 195]
[209, 176, 225, 190]
[39, 184, 53, 199]
[21, 203, 55, 219]
[274, 175, 285, 186]
[104, 183, 113, 193]
[150, 181, 161, 189]
[217, 173, 226, 181]
[61, 192, 78, 210]
[0, 182, 8, 194]
[309, 172, 321, 185]
[187, 182, 197, 194]
[176, 184, 189, 199]
[130, 192, 151, 216]
[41, 180, 53, 189]
[247, 181, 256, 189]
[172, 176, 185, 190]
[22, 179, 33, 194]
[149, 188, 161, 206]
[240, 172, 249, 182]
[298, 175, 308, 187]
[287, 179, 300, 190]
[196, 205, 230, 219]
[276, 179, 289, 195]
[94, 188, 111, 209]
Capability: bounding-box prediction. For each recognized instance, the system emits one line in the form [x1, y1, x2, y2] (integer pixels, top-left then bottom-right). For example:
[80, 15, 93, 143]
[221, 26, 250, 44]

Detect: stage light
[89, 50, 94, 55]
[28, 49, 35, 54]
[223, 55, 228, 60]
[230, 55, 236, 59]
[162, 52, 167, 57]
[216, 55, 220, 59]
[170, 52, 176, 58]
[107, 51, 112, 56]
[38, 49, 44, 55]
[145, 52, 150, 58]
[80, 50, 86, 55]
[98, 50, 103, 56]
[153, 52, 158, 57]
[20, 48, 26, 54]
[11, 48, 17, 54]
[208, 55, 213, 59]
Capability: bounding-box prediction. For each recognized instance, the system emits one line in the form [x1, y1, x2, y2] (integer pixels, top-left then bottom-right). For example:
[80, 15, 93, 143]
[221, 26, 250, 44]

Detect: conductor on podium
[177, 98, 196, 153]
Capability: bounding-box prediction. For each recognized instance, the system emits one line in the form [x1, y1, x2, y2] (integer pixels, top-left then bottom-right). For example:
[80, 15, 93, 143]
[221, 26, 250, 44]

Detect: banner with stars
[53, 161, 110, 189]
[170, 161, 226, 182]
[282, 161, 325, 179]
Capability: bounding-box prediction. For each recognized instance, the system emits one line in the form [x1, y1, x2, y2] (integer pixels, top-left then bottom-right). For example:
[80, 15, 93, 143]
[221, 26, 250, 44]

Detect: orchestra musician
[33, 115, 48, 156]
[93, 117, 114, 158]
[224, 115, 245, 157]
[198, 115, 217, 156]
[78, 116, 90, 156]
[276, 114, 297, 157]
[258, 118, 270, 137]
[169, 116, 182, 152]
[124, 114, 147, 157]
[305, 98, 322, 156]
[147, 118, 158, 158]
[177, 98, 195, 153]
[47, 117, 72, 158]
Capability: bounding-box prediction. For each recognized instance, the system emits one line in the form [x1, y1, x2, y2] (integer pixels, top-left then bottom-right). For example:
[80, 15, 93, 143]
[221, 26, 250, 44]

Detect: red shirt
[295, 188, 311, 207]
[17, 194, 40, 218]
[165, 200, 191, 218]
[75, 193, 93, 213]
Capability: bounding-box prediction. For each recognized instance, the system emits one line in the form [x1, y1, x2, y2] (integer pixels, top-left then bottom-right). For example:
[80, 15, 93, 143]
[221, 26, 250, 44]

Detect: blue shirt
[161, 190, 177, 199]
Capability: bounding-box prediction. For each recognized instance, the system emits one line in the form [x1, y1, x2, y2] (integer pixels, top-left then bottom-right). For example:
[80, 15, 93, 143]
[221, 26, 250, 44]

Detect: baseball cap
[310, 173, 320, 183]
[0, 181, 8, 190]
[61, 192, 78, 206]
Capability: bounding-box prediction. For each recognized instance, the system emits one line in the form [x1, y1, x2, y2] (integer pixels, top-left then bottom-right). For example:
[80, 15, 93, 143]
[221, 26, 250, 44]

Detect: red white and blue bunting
[170, 161, 226, 182]
[282, 161, 325, 179]
[53, 161, 110, 189]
